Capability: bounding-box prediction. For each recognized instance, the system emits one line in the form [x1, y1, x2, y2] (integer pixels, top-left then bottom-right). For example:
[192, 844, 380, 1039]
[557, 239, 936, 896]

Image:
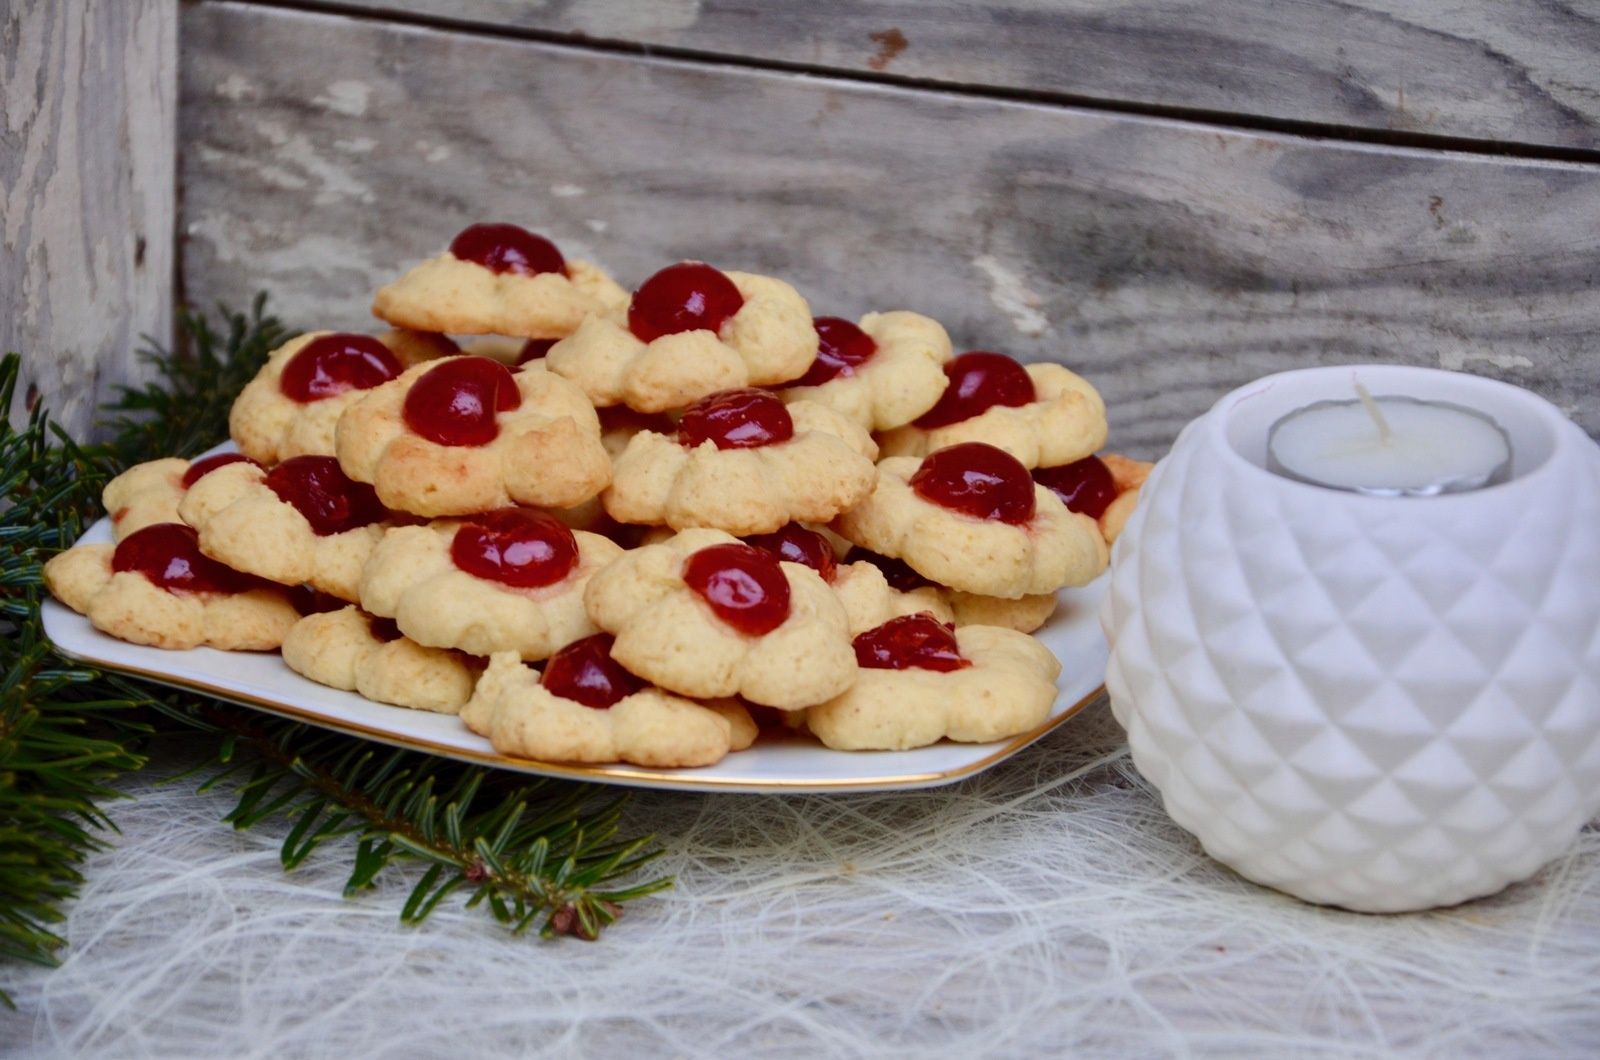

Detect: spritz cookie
[179, 456, 391, 602]
[835, 443, 1107, 598]
[43, 523, 296, 650]
[460, 637, 757, 767]
[604, 389, 875, 535]
[335, 355, 610, 517]
[359, 508, 622, 661]
[281, 605, 480, 714]
[877, 351, 1106, 470]
[547, 261, 817, 412]
[583, 528, 856, 709]
[102, 453, 257, 541]
[229, 330, 455, 465]
[776, 311, 952, 431]
[806, 616, 1061, 750]
[371, 222, 628, 338]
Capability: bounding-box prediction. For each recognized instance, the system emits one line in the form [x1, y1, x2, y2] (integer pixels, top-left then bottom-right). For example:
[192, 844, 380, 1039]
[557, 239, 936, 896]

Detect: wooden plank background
[0, 0, 176, 437]
[178, 2, 1600, 456]
[330, 0, 1600, 151]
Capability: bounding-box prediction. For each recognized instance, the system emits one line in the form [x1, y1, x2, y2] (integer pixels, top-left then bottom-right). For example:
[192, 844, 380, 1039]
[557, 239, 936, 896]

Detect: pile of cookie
[44, 223, 1149, 768]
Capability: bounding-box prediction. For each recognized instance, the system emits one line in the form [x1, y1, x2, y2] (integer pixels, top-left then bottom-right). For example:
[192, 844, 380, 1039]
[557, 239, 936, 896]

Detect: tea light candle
[1267, 386, 1513, 496]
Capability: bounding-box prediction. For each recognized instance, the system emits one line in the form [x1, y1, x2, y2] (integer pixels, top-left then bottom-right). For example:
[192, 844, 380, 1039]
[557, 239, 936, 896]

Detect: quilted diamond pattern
[1105, 399, 1600, 912]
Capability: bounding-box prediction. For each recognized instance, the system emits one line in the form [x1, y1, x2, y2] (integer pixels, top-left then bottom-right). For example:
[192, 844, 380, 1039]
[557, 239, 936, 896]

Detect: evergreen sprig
[0, 303, 669, 1005]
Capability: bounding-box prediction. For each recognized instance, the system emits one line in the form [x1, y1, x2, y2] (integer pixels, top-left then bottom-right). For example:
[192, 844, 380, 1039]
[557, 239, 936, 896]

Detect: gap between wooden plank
[211, 0, 1600, 167]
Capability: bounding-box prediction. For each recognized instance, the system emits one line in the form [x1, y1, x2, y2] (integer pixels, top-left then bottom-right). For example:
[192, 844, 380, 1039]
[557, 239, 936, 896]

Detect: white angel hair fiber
[2, 704, 1598, 1057]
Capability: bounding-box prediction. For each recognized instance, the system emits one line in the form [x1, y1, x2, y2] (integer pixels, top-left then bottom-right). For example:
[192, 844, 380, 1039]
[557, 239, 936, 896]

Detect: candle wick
[1354, 381, 1393, 443]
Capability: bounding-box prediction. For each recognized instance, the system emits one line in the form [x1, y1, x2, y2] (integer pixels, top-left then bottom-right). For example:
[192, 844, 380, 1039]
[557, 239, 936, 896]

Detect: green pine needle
[0, 301, 670, 1007]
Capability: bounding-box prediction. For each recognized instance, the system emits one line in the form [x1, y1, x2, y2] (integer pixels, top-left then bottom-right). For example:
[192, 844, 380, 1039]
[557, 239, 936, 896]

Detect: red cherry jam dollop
[913, 351, 1035, 429]
[367, 615, 404, 642]
[516, 338, 556, 364]
[181, 452, 258, 488]
[744, 523, 837, 583]
[541, 633, 645, 709]
[792, 317, 877, 387]
[909, 442, 1036, 525]
[449, 223, 565, 276]
[627, 262, 745, 342]
[1034, 455, 1117, 519]
[677, 389, 794, 450]
[845, 547, 933, 592]
[450, 508, 578, 588]
[264, 456, 387, 536]
[683, 543, 791, 636]
[402, 357, 523, 447]
[111, 523, 252, 595]
[853, 613, 969, 672]
[279, 333, 402, 403]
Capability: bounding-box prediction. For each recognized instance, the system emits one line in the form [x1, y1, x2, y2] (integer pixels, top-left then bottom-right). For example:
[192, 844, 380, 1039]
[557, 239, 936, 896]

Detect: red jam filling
[598, 405, 676, 436]
[111, 523, 252, 595]
[541, 633, 644, 709]
[181, 452, 258, 488]
[627, 262, 745, 342]
[449, 508, 578, 588]
[367, 615, 404, 642]
[287, 585, 346, 616]
[677, 389, 794, 450]
[683, 543, 791, 636]
[792, 317, 877, 387]
[1034, 455, 1117, 519]
[744, 523, 837, 584]
[853, 613, 969, 672]
[279, 333, 403, 403]
[846, 547, 933, 592]
[913, 351, 1035, 429]
[402, 357, 523, 447]
[449, 223, 565, 276]
[263, 456, 387, 536]
[516, 338, 556, 364]
[909, 442, 1036, 525]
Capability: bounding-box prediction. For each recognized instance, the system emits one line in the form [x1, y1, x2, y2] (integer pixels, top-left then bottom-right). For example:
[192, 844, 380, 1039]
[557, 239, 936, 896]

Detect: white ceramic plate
[42, 511, 1107, 794]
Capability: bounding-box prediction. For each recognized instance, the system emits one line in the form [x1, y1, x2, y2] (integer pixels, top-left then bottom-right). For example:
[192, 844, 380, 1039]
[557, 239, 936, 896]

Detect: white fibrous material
[2, 712, 1598, 1056]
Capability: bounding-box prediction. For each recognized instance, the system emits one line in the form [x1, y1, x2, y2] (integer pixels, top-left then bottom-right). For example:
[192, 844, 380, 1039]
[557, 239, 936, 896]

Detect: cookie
[546, 262, 817, 412]
[178, 456, 391, 602]
[281, 605, 480, 714]
[229, 330, 455, 465]
[358, 508, 622, 661]
[43, 523, 297, 650]
[103, 453, 258, 541]
[806, 617, 1061, 750]
[459, 639, 756, 767]
[877, 352, 1107, 470]
[583, 528, 856, 709]
[842, 546, 1054, 633]
[603, 390, 876, 535]
[777, 311, 952, 431]
[1033, 452, 1154, 546]
[945, 591, 1057, 633]
[371, 222, 628, 338]
[335, 355, 610, 517]
[834, 443, 1107, 598]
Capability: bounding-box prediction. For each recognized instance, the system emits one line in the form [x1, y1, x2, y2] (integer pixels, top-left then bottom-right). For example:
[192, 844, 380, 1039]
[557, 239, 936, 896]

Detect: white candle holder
[1102, 365, 1600, 912]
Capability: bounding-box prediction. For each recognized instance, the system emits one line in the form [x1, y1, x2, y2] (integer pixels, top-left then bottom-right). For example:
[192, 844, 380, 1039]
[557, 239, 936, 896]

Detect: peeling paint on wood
[0, 0, 177, 437]
[179, 4, 1600, 456]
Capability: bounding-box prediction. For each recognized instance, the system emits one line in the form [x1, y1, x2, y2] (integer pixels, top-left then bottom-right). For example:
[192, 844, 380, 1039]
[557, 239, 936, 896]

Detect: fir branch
[1, 302, 668, 1009]
[167, 702, 670, 939]
[99, 294, 285, 464]
[0, 355, 149, 1007]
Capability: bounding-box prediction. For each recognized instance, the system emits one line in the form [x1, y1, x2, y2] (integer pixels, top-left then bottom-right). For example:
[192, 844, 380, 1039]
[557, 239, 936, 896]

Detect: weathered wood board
[331, 0, 1600, 151]
[179, 2, 1600, 456]
[0, 0, 176, 437]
